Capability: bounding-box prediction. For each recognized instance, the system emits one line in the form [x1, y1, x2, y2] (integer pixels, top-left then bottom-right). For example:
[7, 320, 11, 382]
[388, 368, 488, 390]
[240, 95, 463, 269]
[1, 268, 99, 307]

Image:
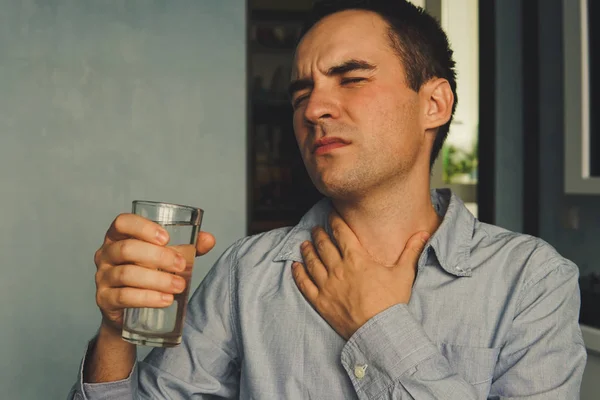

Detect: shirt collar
[274, 189, 475, 278]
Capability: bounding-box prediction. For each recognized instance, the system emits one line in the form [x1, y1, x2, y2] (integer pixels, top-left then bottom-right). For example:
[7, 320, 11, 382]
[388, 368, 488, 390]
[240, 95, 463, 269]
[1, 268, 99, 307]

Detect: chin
[313, 176, 367, 200]
[307, 162, 371, 198]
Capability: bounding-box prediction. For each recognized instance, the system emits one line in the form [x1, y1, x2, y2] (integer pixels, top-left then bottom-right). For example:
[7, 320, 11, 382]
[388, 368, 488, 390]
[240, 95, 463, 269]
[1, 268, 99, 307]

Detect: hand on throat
[331, 190, 442, 266]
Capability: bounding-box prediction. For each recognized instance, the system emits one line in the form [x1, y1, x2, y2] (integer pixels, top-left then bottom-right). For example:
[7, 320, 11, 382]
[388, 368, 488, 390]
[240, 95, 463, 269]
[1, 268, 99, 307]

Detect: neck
[331, 171, 441, 266]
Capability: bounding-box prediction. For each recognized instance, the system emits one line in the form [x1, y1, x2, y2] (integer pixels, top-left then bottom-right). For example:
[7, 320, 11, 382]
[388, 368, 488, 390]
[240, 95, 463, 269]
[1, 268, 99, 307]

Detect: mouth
[312, 137, 351, 155]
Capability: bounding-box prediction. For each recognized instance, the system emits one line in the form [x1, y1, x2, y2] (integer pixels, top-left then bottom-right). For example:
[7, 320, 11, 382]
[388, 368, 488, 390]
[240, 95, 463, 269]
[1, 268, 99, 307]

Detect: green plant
[443, 138, 478, 183]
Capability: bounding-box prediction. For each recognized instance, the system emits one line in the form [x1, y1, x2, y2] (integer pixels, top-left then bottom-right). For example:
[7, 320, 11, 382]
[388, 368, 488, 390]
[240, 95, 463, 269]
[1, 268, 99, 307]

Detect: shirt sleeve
[67, 240, 244, 400]
[340, 259, 586, 400]
[340, 304, 480, 399]
[489, 259, 586, 399]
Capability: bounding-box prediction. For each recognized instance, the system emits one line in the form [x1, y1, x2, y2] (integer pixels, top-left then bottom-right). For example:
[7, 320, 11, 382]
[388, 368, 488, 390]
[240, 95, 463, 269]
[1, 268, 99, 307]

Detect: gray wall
[0, 1, 247, 399]
[536, 0, 598, 398]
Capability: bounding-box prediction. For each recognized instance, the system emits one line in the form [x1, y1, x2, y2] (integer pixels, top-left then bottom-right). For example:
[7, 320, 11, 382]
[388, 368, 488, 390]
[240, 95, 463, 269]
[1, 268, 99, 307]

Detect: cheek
[362, 95, 422, 155]
[292, 115, 311, 159]
[350, 84, 403, 123]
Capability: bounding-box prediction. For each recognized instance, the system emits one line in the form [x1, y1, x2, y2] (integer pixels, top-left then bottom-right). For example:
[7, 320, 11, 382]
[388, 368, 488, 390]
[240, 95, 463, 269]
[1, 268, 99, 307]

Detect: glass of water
[121, 200, 203, 347]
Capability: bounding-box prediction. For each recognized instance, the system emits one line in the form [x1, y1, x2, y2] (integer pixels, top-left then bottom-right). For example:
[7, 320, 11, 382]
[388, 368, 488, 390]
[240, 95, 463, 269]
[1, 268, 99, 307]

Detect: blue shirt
[69, 190, 586, 399]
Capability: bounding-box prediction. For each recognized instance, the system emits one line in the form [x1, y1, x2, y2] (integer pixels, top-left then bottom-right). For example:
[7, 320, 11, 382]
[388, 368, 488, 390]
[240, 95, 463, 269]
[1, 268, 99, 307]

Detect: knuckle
[119, 240, 133, 260]
[93, 248, 103, 266]
[142, 289, 157, 304]
[304, 253, 315, 265]
[115, 289, 128, 307]
[410, 244, 424, 256]
[157, 247, 171, 265]
[297, 279, 307, 293]
[345, 251, 357, 264]
[316, 239, 327, 249]
[331, 227, 341, 239]
[330, 220, 342, 233]
[94, 270, 104, 287]
[144, 221, 159, 240]
[95, 289, 104, 308]
[316, 298, 329, 312]
[116, 265, 132, 285]
[293, 266, 303, 281]
[333, 266, 345, 280]
[113, 213, 128, 232]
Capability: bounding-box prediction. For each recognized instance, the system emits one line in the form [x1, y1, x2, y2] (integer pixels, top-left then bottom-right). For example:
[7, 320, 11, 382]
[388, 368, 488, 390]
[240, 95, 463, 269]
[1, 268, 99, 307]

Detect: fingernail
[156, 229, 169, 244]
[172, 277, 186, 291]
[301, 241, 310, 250]
[162, 293, 173, 303]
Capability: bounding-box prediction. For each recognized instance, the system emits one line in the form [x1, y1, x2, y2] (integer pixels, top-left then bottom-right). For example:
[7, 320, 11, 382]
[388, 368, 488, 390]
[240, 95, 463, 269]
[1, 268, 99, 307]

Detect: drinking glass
[121, 200, 203, 347]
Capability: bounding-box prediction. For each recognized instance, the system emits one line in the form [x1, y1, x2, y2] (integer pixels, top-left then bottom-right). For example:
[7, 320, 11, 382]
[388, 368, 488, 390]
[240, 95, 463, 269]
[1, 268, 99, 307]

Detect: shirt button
[354, 364, 368, 380]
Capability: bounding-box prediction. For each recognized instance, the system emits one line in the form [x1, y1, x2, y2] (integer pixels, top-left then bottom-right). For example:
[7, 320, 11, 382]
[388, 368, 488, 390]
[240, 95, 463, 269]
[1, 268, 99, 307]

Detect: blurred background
[0, 0, 598, 398]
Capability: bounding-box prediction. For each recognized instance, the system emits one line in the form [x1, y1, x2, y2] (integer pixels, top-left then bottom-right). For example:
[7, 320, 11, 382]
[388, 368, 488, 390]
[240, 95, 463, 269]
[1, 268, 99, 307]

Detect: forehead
[293, 10, 395, 77]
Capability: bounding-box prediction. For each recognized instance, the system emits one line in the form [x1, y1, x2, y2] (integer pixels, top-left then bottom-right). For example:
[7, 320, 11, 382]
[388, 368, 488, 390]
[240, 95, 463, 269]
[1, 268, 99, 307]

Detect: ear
[421, 78, 454, 131]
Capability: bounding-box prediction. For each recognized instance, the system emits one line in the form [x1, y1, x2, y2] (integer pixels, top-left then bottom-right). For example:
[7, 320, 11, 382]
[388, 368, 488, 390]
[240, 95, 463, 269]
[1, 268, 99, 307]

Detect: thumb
[395, 231, 430, 270]
[196, 231, 216, 256]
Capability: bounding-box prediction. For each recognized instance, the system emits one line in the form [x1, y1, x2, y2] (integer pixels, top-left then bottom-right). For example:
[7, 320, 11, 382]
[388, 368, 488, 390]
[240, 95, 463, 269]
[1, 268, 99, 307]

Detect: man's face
[290, 10, 430, 200]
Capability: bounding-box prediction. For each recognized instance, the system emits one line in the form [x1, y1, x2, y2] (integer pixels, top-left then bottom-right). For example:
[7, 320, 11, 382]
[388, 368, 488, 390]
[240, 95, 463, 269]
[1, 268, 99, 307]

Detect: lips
[312, 137, 350, 155]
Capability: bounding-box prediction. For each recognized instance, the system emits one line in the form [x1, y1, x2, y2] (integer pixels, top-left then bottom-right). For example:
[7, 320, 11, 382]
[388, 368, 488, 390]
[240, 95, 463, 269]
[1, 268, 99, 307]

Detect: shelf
[247, 6, 315, 236]
[251, 101, 293, 124]
[254, 161, 293, 167]
[252, 99, 291, 108]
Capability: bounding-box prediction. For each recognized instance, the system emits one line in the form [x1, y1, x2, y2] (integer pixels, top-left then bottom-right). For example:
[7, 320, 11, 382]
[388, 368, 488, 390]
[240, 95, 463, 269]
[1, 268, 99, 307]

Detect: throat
[332, 197, 441, 266]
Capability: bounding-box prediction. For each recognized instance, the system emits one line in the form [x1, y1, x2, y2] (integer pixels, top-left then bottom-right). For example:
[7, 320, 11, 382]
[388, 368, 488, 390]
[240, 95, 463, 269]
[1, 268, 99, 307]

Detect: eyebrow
[287, 59, 377, 98]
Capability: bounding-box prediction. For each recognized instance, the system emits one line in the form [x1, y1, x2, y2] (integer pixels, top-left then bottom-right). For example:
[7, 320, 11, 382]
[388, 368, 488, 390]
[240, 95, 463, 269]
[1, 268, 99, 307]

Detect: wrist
[99, 319, 125, 341]
[83, 320, 136, 383]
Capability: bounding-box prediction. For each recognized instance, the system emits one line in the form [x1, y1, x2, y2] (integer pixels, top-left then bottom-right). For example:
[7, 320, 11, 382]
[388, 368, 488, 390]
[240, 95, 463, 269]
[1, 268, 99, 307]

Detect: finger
[311, 226, 341, 268]
[328, 210, 362, 257]
[104, 264, 187, 294]
[99, 287, 174, 312]
[102, 239, 186, 273]
[105, 213, 169, 246]
[292, 262, 320, 303]
[395, 231, 430, 268]
[300, 240, 329, 285]
[196, 231, 216, 256]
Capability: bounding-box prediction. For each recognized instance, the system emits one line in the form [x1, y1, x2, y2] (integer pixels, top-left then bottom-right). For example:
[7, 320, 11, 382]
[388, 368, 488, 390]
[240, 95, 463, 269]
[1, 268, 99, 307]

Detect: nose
[302, 88, 340, 125]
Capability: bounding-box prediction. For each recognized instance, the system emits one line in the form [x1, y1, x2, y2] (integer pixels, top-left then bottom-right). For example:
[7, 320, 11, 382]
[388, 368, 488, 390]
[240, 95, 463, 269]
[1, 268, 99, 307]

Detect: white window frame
[563, 0, 600, 194]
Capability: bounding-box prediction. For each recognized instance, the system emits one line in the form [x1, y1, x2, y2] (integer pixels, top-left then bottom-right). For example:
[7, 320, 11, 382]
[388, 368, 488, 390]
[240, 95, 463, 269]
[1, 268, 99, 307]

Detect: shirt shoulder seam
[516, 255, 577, 311]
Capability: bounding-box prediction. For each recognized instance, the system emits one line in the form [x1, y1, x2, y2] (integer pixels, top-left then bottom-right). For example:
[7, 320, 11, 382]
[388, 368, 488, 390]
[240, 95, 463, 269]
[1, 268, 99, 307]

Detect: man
[69, 1, 586, 399]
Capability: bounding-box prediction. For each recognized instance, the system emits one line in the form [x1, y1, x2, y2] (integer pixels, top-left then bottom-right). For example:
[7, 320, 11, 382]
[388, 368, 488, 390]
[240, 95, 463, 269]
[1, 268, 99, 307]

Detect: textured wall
[0, 1, 247, 398]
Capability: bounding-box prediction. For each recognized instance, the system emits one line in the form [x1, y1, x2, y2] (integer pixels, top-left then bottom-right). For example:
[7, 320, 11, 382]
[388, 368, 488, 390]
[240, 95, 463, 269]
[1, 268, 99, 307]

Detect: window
[564, 0, 600, 194]
[420, 0, 479, 216]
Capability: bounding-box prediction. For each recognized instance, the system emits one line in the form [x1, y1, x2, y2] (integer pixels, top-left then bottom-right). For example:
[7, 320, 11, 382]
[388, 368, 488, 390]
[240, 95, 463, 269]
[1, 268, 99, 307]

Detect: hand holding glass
[121, 201, 203, 347]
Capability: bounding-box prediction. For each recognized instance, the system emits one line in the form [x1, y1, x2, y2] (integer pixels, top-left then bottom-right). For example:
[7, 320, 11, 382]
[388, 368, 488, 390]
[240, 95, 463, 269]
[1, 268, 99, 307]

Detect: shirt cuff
[72, 339, 138, 400]
[340, 303, 438, 399]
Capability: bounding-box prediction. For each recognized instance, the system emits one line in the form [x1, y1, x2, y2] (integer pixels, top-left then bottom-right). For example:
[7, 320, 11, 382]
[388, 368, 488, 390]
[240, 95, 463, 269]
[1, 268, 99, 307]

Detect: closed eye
[341, 77, 367, 85]
[292, 77, 368, 108]
[292, 95, 309, 109]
